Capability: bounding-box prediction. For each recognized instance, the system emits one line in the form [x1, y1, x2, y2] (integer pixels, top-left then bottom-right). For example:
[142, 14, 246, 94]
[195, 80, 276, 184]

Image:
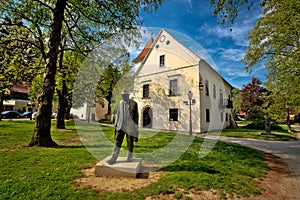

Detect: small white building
[133, 29, 235, 133]
[70, 99, 109, 121]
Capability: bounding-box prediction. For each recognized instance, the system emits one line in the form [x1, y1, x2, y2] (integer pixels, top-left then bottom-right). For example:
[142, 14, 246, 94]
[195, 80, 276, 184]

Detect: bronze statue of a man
[108, 90, 139, 165]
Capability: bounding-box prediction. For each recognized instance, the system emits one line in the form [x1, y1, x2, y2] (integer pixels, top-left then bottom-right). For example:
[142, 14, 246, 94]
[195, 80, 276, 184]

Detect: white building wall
[71, 103, 87, 120]
[135, 66, 201, 133]
[199, 60, 232, 132]
[134, 29, 233, 133]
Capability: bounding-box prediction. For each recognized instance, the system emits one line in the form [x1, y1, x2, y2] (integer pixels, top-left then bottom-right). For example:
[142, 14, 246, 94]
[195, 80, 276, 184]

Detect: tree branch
[64, 5, 107, 44]
[63, 17, 88, 57]
[66, 1, 108, 24]
[36, 26, 47, 61]
[31, 0, 54, 11]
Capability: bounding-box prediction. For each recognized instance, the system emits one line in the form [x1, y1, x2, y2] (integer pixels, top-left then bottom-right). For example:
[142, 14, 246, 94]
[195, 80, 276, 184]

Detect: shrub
[244, 121, 283, 130]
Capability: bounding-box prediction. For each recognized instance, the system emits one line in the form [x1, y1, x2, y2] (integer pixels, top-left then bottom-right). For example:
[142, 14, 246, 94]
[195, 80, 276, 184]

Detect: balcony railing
[219, 99, 233, 108]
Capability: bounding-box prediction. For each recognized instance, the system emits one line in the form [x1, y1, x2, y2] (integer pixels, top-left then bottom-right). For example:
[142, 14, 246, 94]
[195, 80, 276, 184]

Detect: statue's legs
[109, 130, 125, 165]
[126, 134, 134, 161]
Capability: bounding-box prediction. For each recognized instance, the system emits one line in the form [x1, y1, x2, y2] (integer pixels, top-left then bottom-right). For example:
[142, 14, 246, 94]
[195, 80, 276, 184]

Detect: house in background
[70, 99, 109, 121]
[3, 83, 31, 112]
[133, 29, 235, 133]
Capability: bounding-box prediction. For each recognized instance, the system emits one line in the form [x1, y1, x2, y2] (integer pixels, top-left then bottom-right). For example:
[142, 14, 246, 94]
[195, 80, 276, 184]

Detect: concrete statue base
[94, 156, 142, 178]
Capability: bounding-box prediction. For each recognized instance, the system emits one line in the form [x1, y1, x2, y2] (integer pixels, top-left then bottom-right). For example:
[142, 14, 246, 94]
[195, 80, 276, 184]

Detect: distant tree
[243, 0, 300, 122]
[241, 77, 268, 121]
[55, 51, 84, 129]
[231, 87, 242, 119]
[0, 18, 40, 120]
[95, 53, 132, 115]
[72, 41, 132, 123]
[209, 0, 300, 123]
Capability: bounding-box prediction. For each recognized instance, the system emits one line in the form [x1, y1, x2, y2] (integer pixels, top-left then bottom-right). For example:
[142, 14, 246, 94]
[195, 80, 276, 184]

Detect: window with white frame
[143, 84, 150, 98]
[219, 89, 223, 106]
[169, 79, 178, 96]
[213, 84, 216, 99]
[159, 55, 165, 67]
[219, 89, 223, 101]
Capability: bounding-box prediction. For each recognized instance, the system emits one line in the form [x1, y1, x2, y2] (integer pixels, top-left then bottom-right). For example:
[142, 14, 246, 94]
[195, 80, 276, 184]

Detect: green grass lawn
[0, 120, 270, 199]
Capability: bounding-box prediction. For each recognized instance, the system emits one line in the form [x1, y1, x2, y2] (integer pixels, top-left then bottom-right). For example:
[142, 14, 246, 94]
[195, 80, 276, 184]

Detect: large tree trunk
[0, 90, 4, 121]
[55, 37, 67, 129]
[56, 79, 67, 129]
[106, 91, 112, 114]
[29, 0, 67, 147]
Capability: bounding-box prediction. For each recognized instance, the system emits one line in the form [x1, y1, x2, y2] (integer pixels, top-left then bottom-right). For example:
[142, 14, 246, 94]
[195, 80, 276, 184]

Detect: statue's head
[121, 90, 130, 101]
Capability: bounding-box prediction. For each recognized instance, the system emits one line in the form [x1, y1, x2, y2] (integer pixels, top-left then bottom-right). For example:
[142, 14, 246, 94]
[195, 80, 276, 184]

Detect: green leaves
[242, 0, 300, 121]
[0, 17, 41, 93]
[209, 0, 256, 25]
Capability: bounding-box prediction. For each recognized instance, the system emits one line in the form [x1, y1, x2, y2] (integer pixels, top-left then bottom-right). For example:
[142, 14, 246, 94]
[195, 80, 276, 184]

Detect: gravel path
[203, 125, 300, 199]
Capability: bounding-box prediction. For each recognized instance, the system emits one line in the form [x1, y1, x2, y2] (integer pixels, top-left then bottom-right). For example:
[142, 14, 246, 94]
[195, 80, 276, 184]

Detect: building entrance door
[143, 107, 152, 128]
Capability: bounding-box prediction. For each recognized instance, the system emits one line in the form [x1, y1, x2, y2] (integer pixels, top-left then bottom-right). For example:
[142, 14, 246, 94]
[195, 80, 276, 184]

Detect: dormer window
[159, 55, 165, 67]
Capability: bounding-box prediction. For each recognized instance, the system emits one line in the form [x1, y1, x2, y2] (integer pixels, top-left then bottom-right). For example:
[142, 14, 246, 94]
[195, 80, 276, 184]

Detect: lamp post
[286, 103, 292, 132]
[184, 91, 196, 136]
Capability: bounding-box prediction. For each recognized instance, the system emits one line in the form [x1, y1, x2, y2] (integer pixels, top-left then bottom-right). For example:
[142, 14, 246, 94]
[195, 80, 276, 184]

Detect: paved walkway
[204, 125, 300, 199]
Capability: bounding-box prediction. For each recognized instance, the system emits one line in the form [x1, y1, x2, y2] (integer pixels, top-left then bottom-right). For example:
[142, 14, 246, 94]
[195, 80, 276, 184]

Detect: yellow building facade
[133, 29, 234, 133]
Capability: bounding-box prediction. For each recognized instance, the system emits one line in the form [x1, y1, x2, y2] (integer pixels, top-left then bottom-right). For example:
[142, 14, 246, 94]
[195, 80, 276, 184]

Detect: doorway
[91, 113, 96, 121]
[142, 107, 152, 128]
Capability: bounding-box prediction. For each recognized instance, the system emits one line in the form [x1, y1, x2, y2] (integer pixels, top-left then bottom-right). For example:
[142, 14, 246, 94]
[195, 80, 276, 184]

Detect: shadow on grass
[55, 145, 87, 149]
[162, 162, 221, 174]
[0, 124, 12, 128]
[23, 145, 87, 149]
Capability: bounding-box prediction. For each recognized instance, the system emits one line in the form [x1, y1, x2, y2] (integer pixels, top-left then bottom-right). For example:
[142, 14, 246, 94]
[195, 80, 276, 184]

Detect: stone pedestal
[95, 156, 142, 178]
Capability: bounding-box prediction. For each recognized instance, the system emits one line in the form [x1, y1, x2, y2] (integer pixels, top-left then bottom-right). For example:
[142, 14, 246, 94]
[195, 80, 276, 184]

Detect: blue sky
[135, 0, 267, 89]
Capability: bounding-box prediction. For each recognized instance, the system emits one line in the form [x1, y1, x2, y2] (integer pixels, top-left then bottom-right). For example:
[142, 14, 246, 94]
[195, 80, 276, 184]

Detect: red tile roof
[132, 37, 154, 63]
[11, 83, 29, 93]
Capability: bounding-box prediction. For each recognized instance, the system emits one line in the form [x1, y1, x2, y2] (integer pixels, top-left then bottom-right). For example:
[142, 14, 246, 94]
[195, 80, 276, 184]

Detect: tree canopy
[209, 0, 264, 25]
[231, 87, 242, 119]
[240, 77, 268, 121]
[210, 0, 300, 120]
[243, 0, 300, 119]
[0, 0, 163, 146]
[0, 17, 40, 119]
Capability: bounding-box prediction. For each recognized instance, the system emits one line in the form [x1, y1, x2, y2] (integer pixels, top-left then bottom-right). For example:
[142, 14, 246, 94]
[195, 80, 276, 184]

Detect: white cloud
[222, 66, 249, 77]
[214, 59, 246, 76]
[198, 15, 259, 47]
[218, 61, 267, 81]
[218, 48, 246, 62]
[199, 23, 249, 46]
